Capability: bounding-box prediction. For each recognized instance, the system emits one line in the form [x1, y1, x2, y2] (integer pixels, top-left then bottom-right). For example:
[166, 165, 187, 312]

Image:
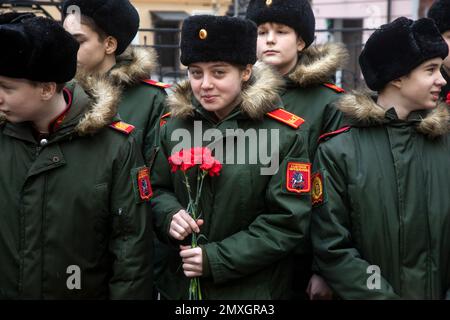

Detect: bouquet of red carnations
[168, 147, 222, 300]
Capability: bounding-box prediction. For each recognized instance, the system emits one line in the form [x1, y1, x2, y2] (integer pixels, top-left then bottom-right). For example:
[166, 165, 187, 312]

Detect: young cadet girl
[151, 15, 312, 299]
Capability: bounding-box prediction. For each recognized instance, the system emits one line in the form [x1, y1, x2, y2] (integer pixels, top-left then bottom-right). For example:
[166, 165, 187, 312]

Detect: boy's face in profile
[63, 14, 109, 73]
[0, 76, 46, 124]
[397, 57, 446, 112]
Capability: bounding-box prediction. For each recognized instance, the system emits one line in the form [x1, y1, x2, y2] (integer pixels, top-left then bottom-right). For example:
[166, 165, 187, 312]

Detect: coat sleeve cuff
[200, 245, 212, 279]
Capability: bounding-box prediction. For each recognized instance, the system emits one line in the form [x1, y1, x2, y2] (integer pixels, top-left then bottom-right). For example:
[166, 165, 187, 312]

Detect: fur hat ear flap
[180, 15, 257, 66]
[359, 17, 448, 91]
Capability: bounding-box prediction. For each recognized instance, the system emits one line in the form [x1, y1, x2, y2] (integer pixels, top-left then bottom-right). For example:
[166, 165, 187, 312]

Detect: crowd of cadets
[0, 0, 448, 300]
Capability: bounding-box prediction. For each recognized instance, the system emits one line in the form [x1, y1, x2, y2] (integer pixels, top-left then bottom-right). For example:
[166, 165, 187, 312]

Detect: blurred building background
[0, 0, 440, 88]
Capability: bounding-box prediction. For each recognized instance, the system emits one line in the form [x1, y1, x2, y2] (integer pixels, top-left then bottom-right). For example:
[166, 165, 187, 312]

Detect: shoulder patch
[266, 109, 305, 129]
[109, 121, 135, 135]
[286, 162, 311, 194]
[311, 172, 324, 206]
[131, 166, 153, 202]
[318, 126, 351, 143]
[160, 112, 171, 127]
[323, 83, 345, 93]
[141, 79, 171, 89]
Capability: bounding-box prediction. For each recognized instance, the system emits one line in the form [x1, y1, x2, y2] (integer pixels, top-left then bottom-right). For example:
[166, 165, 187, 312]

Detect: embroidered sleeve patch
[286, 162, 311, 193]
[132, 166, 153, 202]
[311, 172, 324, 206]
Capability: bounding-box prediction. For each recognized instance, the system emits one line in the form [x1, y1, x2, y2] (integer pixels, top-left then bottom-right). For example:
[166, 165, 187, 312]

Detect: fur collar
[73, 47, 159, 135]
[337, 91, 450, 138]
[289, 43, 349, 87]
[75, 47, 158, 88]
[75, 76, 121, 135]
[167, 61, 284, 120]
[0, 77, 120, 135]
[108, 47, 158, 86]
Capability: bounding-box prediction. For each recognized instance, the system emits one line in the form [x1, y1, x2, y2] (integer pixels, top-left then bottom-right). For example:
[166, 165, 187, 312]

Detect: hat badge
[266, 0, 272, 6]
[199, 28, 208, 40]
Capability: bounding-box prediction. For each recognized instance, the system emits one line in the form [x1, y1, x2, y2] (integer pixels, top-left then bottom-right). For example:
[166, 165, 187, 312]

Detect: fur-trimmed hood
[337, 91, 450, 138]
[167, 61, 284, 120]
[288, 43, 349, 87]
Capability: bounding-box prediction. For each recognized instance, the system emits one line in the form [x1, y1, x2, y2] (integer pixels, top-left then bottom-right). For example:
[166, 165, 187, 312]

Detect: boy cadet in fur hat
[62, 0, 168, 164]
[246, 0, 349, 299]
[151, 15, 312, 299]
[311, 17, 450, 299]
[0, 14, 153, 299]
[428, 0, 450, 100]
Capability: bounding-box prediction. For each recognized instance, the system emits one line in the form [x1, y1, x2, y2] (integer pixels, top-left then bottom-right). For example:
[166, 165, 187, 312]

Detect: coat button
[52, 156, 60, 163]
[40, 139, 48, 146]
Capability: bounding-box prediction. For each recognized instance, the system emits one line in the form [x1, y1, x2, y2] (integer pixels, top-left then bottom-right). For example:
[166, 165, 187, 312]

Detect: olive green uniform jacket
[281, 43, 349, 298]
[151, 62, 312, 299]
[282, 43, 349, 159]
[0, 80, 153, 299]
[312, 92, 450, 299]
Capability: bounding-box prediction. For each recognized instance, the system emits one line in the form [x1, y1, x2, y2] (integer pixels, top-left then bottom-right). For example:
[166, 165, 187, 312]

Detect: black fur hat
[428, 0, 450, 33]
[245, 0, 316, 48]
[62, 0, 139, 55]
[0, 16, 79, 83]
[359, 17, 448, 91]
[180, 15, 257, 66]
[0, 12, 35, 25]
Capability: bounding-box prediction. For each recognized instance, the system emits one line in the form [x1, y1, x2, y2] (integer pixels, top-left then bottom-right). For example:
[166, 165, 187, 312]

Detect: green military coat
[0, 80, 153, 299]
[312, 92, 450, 299]
[151, 62, 312, 299]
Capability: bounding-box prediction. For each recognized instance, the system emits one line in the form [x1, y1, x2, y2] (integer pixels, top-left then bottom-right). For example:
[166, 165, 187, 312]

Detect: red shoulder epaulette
[323, 83, 345, 93]
[318, 126, 351, 143]
[141, 79, 171, 89]
[109, 121, 135, 134]
[266, 109, 305, 129]
[160, 112, 171, 127]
